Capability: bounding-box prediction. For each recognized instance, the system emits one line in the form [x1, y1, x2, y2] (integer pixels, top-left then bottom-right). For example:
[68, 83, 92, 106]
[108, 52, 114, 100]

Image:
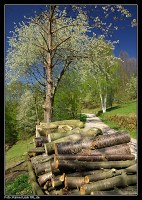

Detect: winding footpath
[84, 114, 137, 160]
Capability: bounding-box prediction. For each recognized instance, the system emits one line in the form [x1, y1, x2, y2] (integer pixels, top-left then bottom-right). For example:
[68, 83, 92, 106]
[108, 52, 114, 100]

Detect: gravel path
[84, 113, 137, 159]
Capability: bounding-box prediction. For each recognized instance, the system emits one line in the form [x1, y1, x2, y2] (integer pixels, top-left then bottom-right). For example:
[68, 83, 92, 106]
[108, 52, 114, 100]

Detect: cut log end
[55, 158, 59, 169]
[60, 173, 65, 182]
[84, 176, 89, 184]
[80, 186, 85, 195]
[54, 143, 58, 155]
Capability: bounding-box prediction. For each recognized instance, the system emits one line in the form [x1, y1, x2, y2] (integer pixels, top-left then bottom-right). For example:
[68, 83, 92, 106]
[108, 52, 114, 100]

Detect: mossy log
[77, 143, 131, 156]
[47, 128, 81, 142]
[57, 125, 73, 133]
[49, 120, 84, 129]
[80, 173, 137, 195]
[27, 158, 44, 195]
[54, 154, 135, 163]
[54, 132, 131, 155]
[36, 124, 58, 137]
[40, 120, 84, 130]
[55, 159, 136, 172]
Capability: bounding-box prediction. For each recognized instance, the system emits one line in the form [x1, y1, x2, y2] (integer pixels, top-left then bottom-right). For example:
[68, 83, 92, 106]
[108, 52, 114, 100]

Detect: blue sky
[5, 4, 137, 58]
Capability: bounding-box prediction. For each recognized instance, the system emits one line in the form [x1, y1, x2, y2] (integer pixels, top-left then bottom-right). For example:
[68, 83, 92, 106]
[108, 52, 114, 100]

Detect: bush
[104, 114, 136, 131]
[79, 114, 87, 122]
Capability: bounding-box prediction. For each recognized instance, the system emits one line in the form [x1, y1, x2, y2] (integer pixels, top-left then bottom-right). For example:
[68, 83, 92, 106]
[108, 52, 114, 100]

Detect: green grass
[5, 136, 34, 169]
[102, 101, 137, 115]
[99, 117, 137, 139]
[98, 101, 137, 139]
[5, 173, 33, 195]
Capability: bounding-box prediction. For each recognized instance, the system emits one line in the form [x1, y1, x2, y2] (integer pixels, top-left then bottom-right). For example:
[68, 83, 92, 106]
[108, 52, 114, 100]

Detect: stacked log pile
[27, 120, 137, 195]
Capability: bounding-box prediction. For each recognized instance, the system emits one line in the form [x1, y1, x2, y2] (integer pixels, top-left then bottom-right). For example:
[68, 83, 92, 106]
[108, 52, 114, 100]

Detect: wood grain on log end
[84, 176, 90, 184]
[80, 186, 85, 195]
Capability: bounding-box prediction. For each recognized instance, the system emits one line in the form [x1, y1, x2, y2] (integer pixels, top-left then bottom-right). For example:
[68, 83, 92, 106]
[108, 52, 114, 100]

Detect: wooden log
[47, 128, 81, 142]
[77, 143, 131, 156]
[90, 131, 131, 149]
[62, 188, 81, 195]
[31, 154, 54, 169]
[63, 169, 110, 177]
[80, 173, 137, 195]
[54, 154, 135, 162]
[64, 176, 86, 189]
[44, 134, 92, 155]
[27, 158, 44, 195]
[49, 189, 64, 195]
[54, 137, 96, 155]
[124, 164, 137, 174]
[34, 136, 49, 147]
[43, 180, 52, 190]
[36, 124, 58, 137]
[85, 164, 137, 183]
[57, 125, 73, 133]
[38, 171, 53, 186]
[48, 127, 102, 142]
[48, 120, 84, 129]
[34, 160, 54, 176]
[55, 159, 136, 172]
[28, 147, 45, 154]
[51, 175, 64, 188]
[90, 186, 137, 195]
[54, 132, 131, 155]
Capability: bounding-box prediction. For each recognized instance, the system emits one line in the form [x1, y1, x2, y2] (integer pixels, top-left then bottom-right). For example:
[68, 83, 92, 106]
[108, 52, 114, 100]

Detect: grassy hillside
[5, 136, 34, 195]
[98, 101, 137, 139]
[5, 136, 34, 170]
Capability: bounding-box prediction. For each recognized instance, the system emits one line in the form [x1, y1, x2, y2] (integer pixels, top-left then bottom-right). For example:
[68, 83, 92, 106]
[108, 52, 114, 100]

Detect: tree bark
[90, 186, 137, 195]
[64, 176, 86, 189]
[84, 164, 137, 183]
[44, 133, 92, 155]
[80, 173, 137, 195]
[54, 154, 135, 162]
[51, 175, 64, 188]
[28, 147, 45, 154]
[34, 136, 49, 147]
[44, 6, 55, 123]
[77, 143, 131, 156]
[55, 159, 136, 172]
[38, 171, 53, 186]
[34, 160, 54, 176]
[62, 169, 110, 177]
[54, 132, 131, 155]
[43, 180, 52, 190]
[48, 119, 84, 128]
[47, 128, 81, 142]
[31, 154, 54, 169]
[27, 157, 44, 195]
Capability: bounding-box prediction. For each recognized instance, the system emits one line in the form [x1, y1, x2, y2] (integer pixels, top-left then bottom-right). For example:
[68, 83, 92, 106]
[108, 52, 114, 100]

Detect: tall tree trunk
[100, 93, 107, 113]
[45, 6, 54, 123]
